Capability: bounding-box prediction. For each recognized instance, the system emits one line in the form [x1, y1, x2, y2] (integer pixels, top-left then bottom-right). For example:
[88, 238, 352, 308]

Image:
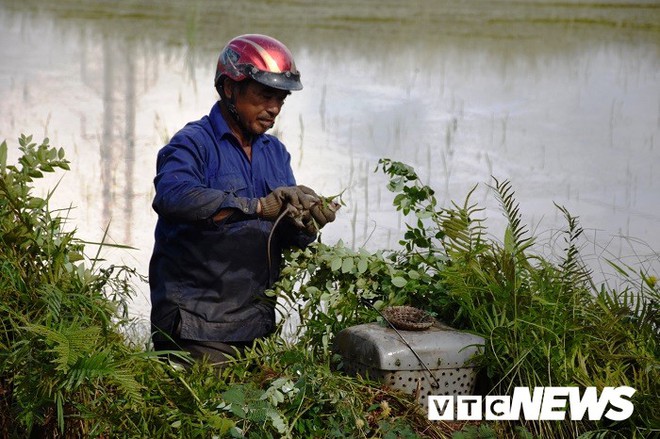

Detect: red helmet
[214, 34, 302, 92]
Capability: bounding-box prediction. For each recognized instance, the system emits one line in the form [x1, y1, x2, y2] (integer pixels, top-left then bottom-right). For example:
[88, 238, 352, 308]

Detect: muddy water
[1, 1, 658, 324]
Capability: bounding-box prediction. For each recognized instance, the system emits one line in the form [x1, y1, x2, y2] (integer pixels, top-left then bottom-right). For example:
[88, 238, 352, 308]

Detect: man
[149, 34, 336, 363]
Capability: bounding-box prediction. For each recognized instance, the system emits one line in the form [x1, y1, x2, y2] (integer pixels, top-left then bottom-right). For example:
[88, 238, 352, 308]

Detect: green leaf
[407, 270, 420, 280]
[341, 257, 354, 273]
[330, 257, 342, 272]
[207, 415, 234, 433]
[26, 197, 46, 209]
[222, 386, 245, 406]
[504, 225, 515, 254]
[416, 210, 433, 219]
[391, 276, 407, 288]
[269, 412, 287, 434]
[357, 258, 368, 274]
[0, 140, 6, 173]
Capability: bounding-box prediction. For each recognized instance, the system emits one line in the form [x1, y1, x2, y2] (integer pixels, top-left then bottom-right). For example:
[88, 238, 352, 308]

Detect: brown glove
[259, 186, 317, 221]
[297, 185, 338, 233]
[310, 202, 337, 228]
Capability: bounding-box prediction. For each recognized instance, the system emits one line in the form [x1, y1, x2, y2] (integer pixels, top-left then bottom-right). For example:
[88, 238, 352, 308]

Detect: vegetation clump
[0, 136, 657, 438]
[272, 159, 659, 438]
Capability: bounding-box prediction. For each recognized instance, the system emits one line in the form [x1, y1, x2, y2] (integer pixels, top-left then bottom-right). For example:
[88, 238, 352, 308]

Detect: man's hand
[259, 186, 318, 221]
[297, 185, 338, 234]
[310, 203, 337, 228]
[212, 209, 233, 222]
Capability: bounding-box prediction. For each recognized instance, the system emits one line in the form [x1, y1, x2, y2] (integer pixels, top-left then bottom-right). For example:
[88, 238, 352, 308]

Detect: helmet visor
[248, 69, 303, 91]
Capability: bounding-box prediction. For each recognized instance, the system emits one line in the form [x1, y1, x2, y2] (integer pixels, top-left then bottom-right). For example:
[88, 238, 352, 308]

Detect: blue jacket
[149, 102, 312, 343]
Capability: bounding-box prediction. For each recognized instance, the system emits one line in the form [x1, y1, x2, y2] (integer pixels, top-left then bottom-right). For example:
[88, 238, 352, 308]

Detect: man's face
[231, 80, 290, 136]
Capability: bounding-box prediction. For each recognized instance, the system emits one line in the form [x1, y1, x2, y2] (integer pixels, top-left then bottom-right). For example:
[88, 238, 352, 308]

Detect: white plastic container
[334, 322, 484, 407]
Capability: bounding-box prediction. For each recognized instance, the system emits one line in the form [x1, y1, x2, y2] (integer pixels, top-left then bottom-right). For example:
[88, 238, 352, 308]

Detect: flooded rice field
[1, 0, 658, 323]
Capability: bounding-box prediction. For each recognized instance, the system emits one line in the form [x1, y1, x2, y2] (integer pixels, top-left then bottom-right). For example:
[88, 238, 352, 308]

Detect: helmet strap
[218, 78, 254, 145]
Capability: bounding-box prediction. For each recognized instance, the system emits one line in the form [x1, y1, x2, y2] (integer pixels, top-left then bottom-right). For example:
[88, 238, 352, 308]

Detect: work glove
[259, 186, 318, 221]
[297, 186, 338, 233]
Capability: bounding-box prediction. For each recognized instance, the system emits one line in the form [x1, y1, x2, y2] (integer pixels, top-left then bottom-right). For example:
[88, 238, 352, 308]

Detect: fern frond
[555, 203, 592, 289]
[438, 186, 486, 258]
[37, 284, 64, 322]
[110, 368, 145, 405]
[65, 351, 114, 389]
[25, 322, 101, 373]
[491, 178, 535, 259]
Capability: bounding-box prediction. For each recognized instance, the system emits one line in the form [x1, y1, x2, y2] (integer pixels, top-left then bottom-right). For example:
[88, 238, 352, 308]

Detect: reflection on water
[96, 33, 144, 243]
[1, 1, 659, 323]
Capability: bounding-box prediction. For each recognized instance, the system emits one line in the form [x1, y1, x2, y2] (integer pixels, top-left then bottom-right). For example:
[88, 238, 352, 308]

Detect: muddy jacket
[149, 102, 313, 343]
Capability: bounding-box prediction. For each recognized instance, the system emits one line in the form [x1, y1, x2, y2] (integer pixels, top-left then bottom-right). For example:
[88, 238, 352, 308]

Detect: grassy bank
[1, 136, 657, 438]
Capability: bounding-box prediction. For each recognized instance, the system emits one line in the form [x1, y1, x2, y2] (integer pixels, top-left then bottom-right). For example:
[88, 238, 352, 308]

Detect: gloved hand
[259, 186, 318, 221]
[297, 185, 338, 234]
[310, 202, 337, 228]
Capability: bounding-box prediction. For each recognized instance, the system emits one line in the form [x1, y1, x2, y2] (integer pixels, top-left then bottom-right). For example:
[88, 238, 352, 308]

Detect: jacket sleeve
[152, 132, 258, 222]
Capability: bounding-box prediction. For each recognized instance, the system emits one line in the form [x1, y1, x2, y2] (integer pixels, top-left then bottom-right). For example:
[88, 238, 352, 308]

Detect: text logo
[428, 387, 636, 421]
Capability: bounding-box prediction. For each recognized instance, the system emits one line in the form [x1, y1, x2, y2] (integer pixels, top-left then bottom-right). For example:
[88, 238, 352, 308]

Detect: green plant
[1, 135, 138, 436]
[374, 159, 659, 438]
[271, 158, 658, 438]
[3, 137, 657, 438]
[0, 136, 443, 438]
